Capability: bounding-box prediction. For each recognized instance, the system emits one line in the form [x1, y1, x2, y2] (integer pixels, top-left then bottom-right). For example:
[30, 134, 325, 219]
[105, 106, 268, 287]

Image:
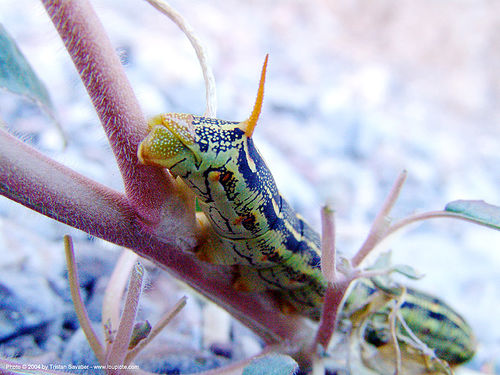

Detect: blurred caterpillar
[138, 56, 475, 366]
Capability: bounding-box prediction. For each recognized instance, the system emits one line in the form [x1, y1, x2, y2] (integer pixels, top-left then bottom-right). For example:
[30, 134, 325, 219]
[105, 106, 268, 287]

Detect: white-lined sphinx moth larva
[138, 56, 475, 366]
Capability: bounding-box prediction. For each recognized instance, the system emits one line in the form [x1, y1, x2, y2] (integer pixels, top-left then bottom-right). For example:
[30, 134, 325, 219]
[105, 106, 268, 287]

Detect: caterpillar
[343, 280, 476, 366]
[137, 56, 475, 366]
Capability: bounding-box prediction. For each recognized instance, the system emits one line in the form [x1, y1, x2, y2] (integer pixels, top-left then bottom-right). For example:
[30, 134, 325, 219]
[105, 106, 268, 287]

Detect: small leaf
[370, 275, 402, 296]
[370, 251, 392, 270]
[391, 264, 424, 280]
[369, 263, 423, 295]
[0, 24, 54, 113]
[128, 320, 151, 349]
[337, 256, 352, 275]
[0, 24, 65, 144]
[242, 354, 298, 375]
[445, 200, 500, 230]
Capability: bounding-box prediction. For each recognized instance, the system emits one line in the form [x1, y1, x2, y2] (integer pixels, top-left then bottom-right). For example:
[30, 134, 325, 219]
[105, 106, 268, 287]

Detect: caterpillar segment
[395, 288, 476, 365]
[139, 111, 327, 315]
[137, 58, 476, 367]
[343, 281, 476, 366]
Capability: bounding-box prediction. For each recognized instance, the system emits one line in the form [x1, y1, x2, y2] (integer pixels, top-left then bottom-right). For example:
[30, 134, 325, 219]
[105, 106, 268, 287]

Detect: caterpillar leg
[194, 212, 241, 265]
[232, 265, 284, 292]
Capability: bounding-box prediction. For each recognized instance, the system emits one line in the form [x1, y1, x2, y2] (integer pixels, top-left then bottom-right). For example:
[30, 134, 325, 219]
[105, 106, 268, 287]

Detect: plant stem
[102, 250, 139, 340]
[385, 210, 489, 237]
[0, 0, 312, 346]
[40, 0, 176, 225]
[106, 262, 145, 370]
[351, 170, 407, 267]
[311, 206, 343, 351]
[320, 206, 336, 283]
[64, 235, 105, 364]
[0, 130, 137, 243]
[313, 279, 350, 350]
[124, 296, 187, 364]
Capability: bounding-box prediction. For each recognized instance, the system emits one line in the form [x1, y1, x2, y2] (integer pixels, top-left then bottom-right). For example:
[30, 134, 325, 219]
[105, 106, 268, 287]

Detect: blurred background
[1, 0, 499, 372]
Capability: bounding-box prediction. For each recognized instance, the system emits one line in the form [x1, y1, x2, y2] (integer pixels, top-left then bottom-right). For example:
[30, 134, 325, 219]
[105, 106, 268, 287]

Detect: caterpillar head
[138, 112, 200, 170]
[138, 56, 268, 185]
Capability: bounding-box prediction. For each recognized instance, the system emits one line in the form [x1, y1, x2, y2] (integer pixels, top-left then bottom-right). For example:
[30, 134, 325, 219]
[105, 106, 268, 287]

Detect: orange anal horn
[240, 54, 268, 138]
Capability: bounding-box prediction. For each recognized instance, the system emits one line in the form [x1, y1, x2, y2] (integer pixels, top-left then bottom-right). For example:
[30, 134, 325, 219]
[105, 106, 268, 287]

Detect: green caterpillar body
[137, 60, 475, 366]
[139, 113, 326, 318]
[344, 281, 476, 365]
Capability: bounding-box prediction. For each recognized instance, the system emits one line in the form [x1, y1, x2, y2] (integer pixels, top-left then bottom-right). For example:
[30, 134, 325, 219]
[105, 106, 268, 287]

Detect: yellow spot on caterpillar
[137, 125, 186, 166]
[138, 113, 200, 167]
[242, 140, 257, 173]
[209, 171, 221, 182]
[150, 113, 196, 146]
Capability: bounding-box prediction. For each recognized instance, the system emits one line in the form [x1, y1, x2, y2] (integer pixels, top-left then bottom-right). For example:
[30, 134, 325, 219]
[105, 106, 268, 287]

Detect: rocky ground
[0, 0, 499, 373]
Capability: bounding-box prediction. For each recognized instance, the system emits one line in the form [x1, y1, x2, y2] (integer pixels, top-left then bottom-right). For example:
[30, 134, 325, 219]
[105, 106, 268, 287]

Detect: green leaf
[369, 251, 392, 270]
[370, 275, 402, 296]
[445, 200, 500, 230]
[128, 320, 151, 349]
[0, 24, 65, 144]
[0, 24, 54, 112]
[242, 354, 298, 375]
[369, 264, 423, 295]
[391, 264, 424, 280]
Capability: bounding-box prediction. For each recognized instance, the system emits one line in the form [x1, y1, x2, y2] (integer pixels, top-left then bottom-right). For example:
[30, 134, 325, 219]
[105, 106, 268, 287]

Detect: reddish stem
[0, 128, 303, 345]
[106, 263, 144, 369]
[351, 170, 407, 267]
[320, 206, 336, 282]
[1, 0, 308, 346]
[40, 0, 175, 225]
[314, 279, 350, 350]
[0, 129, 136, 244]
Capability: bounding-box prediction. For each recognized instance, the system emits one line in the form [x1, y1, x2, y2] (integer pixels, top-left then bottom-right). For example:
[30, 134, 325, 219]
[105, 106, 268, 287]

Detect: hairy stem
[313, 279, 350, 350]
[352, 170, 407, 267]
[386, 210, 489, 237]
[320, 206, 336, 282]
[40, 0, 177, 225]
[106, 263, 144, 369]
[312, 206, 343, 351]
[64, 235, 105, 364]
[0, 0, 310, 347]
[0, 129, 137, 244]
[1, 130, 303, 343]
[103, 250, 138, 339]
